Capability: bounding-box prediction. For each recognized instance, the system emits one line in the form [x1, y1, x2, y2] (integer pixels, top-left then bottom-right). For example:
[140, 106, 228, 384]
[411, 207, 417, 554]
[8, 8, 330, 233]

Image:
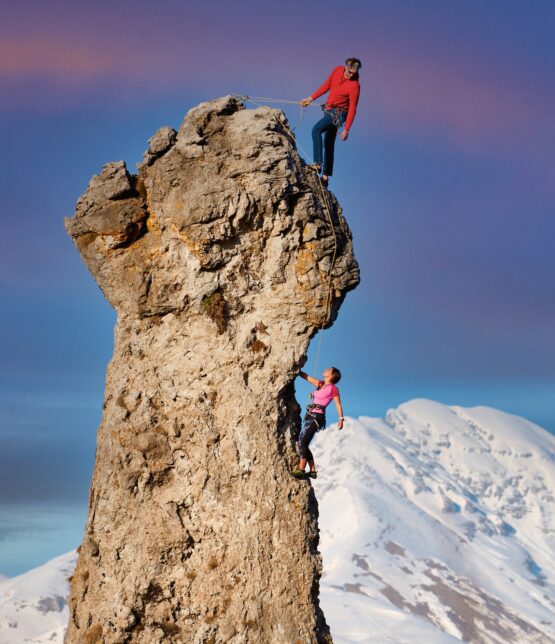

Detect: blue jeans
[312, 108, 347, 176]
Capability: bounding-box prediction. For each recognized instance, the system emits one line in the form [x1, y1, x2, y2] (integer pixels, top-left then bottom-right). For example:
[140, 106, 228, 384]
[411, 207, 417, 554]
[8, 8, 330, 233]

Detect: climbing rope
[233, 94, 312, 149]
[233, 95, 311, 106]
[278, 122, 339, 377]
[311, 178, 339, 375]
[234, 94, 341, 375]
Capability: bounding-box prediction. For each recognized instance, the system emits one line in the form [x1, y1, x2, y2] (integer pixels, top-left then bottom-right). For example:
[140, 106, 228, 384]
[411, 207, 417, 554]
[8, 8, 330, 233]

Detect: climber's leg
[307, 451, 316, 472]
[323, 125, 338, 178]
[312, 112, 334, 171]
[293, 415, 322, 478]
[298, 417, 318, 461]
[296, 416, 319, 462]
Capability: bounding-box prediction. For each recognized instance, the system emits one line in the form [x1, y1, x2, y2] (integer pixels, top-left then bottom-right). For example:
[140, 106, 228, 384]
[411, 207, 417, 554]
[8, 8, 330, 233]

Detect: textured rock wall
[65, 96, 359, 643]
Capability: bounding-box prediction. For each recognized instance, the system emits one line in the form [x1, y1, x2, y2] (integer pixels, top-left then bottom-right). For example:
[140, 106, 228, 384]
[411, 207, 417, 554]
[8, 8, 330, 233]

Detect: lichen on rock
[64, 95, 359, 643]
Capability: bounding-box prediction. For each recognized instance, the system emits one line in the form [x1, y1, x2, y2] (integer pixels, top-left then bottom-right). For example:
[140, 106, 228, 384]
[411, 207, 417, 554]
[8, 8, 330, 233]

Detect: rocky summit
[64, 96, 359, 643]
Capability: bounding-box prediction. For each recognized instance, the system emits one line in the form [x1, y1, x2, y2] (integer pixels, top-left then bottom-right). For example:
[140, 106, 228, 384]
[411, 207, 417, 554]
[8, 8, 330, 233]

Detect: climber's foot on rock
[321, 176, 329, 189]
[291, 468, 308, 479]
[308, 471, 318, 479]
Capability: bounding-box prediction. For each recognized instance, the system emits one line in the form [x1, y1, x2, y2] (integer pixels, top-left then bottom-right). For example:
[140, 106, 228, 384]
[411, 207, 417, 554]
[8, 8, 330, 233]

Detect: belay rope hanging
[233, 94, 339, 376]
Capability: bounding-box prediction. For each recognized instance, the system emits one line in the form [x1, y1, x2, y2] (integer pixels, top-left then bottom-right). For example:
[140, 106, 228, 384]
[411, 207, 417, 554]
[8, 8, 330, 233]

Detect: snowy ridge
[1, 400, 554, 643]
[313, 399, 555, 643]
[0, 551, 76, 643]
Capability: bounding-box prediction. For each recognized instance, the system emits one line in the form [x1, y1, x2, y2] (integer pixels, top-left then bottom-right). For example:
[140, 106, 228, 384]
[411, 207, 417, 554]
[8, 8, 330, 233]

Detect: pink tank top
[311, 382, 339, 413]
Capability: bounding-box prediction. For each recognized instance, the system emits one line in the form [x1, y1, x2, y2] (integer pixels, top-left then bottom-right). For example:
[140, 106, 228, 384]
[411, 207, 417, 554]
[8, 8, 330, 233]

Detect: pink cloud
[0, 37, 114, 79]
[0, 3, 551, 154]
[358, 44, 553, 150]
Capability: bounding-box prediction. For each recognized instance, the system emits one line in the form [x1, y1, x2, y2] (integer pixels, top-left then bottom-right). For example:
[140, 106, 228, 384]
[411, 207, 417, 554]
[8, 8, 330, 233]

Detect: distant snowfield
[0, 550, 77, 643]
[314, 400, 555, 643]
[1, 400, 554, 643]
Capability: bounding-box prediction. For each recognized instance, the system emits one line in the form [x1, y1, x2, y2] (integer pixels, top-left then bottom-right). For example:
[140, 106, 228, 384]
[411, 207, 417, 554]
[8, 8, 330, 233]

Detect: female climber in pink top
[292, 367, 344, 480]
[300, 57, 361, 189]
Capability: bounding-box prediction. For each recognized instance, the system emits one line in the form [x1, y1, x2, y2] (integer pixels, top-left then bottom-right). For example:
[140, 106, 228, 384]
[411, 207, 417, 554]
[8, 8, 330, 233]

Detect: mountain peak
[314, 401, 555, 642]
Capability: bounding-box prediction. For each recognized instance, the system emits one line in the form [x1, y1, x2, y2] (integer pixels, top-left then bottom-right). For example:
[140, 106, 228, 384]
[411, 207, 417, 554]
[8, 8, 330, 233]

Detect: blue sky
[1, 0, 554, 574]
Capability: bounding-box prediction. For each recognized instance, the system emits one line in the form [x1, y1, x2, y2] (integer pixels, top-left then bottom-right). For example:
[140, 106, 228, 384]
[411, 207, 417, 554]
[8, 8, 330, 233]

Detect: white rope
[234, 93, 339, 378]
[232, 94, 320, 107]
[277, 128, 339, 377]
[312, 329, 325, 376]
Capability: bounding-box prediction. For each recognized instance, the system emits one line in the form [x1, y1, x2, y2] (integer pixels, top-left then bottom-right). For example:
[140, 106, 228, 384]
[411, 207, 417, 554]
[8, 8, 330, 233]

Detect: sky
[1, 0, 554, 573]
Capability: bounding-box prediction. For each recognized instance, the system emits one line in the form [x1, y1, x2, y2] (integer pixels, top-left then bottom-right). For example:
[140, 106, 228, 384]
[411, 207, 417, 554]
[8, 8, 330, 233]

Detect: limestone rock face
[64, 96, 359, 643]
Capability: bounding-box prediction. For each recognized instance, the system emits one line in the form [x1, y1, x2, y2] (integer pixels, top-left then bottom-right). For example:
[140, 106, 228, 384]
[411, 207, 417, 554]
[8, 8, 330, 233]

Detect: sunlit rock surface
[64, 95, 359, 643]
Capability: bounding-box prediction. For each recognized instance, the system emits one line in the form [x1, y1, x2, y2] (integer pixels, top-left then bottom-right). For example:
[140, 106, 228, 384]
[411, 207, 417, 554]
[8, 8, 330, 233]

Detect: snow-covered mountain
[314, 399, 555, 643]
[0, 551, 76, 643]
[1, 400, 554, 643]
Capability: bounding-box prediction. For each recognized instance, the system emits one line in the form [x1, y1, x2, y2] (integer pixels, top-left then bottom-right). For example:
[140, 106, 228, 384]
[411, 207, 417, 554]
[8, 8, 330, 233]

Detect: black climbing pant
[298, 413, 325, 461]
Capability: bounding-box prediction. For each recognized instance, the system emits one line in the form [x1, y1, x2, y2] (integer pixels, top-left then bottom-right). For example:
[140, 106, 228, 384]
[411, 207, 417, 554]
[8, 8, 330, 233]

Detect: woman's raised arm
[299, 371, 321, 387]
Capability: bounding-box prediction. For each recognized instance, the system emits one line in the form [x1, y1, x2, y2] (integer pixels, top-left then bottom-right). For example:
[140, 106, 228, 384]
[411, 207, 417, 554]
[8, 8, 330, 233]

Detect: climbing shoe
[291, 468, 308, 479]
[308, 471, 318, 479]
[320, 177, 329, 189]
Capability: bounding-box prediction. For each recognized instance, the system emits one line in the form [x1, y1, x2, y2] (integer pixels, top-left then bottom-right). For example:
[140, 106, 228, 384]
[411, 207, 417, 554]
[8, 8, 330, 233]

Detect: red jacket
[310, 66, 360, 132]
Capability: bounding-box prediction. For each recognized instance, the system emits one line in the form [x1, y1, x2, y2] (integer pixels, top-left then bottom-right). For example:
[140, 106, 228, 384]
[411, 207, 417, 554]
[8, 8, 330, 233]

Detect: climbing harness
[233, 94, 342, 374]
[304, 404, 326, 436]
[322, 105, 348, 128]
[306, 402, 326, 416]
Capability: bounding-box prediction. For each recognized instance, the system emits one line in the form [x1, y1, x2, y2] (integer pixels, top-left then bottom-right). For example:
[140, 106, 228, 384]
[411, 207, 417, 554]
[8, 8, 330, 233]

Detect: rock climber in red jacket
[301, 58, 361, 188]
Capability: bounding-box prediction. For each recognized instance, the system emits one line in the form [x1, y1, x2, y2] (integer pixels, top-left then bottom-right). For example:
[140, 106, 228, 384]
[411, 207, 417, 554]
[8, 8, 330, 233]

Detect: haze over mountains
[1, 400, 554, 643]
